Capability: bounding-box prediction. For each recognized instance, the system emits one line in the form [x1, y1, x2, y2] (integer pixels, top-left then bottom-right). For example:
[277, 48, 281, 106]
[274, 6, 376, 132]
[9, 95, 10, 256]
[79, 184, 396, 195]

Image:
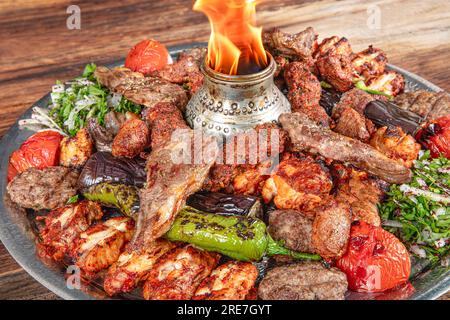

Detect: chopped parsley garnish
[379, 151, 450, 264]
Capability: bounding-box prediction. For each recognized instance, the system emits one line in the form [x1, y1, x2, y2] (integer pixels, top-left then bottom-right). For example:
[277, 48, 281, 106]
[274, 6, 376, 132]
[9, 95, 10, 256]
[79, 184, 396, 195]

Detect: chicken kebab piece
[262, 153, 332, 215]
[36, 201, 104, 262]
[192, 261, 258, 300]
[142, 245, 220, 300]
[204, 123, 288, 196]
[104, 239, 177, 296]
[70, 216, 135, 280]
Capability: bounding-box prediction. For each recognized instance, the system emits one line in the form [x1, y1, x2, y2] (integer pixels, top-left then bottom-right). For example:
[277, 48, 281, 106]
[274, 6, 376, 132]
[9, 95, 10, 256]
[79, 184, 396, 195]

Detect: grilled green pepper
[83, 182, 139, 217]
[165, 207, 321, 262]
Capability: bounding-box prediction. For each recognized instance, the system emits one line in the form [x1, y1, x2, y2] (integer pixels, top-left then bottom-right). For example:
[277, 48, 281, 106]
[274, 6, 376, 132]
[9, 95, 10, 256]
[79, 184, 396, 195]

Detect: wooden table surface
[0, 0, 449, 300]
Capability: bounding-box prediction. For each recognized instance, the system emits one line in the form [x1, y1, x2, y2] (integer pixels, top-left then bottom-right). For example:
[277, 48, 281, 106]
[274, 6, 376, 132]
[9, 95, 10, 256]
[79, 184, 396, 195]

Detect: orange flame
[194, 0, 268, 75]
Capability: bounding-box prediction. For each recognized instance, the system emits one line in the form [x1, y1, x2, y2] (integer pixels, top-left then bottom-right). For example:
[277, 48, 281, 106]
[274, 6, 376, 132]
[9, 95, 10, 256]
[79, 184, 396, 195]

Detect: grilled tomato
[8, 130, 63, 182]
[415, 115, 450, 159]
[336, 221, 411, 293]
[125, 39, 171, 75]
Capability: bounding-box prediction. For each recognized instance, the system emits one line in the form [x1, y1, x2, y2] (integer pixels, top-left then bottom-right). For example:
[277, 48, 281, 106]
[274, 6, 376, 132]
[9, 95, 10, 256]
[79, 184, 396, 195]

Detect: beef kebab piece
[279, 112, 412, 184]
[258, 262, 348, 300]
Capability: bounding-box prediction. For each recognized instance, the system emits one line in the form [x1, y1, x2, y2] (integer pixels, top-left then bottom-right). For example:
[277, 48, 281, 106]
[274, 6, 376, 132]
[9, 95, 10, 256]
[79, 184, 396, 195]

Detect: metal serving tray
[0, 43, 448, 300]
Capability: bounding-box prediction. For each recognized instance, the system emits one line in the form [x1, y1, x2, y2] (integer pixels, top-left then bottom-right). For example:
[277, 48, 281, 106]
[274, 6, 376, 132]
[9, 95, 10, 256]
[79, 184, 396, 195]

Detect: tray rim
[0, 43, 448, 300]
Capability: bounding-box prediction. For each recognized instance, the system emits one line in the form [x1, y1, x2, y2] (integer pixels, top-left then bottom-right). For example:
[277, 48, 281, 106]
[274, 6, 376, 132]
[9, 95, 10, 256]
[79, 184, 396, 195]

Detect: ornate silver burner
[185, 52, 291, 136]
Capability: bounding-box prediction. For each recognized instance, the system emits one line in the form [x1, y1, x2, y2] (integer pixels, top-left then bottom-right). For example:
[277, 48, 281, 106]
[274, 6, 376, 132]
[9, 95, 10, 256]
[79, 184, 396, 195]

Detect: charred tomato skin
[125, 39, 170, 75]
[415, 115, 450, 158]
[8, 130, 63, 182]
[336, 221, 411, 293]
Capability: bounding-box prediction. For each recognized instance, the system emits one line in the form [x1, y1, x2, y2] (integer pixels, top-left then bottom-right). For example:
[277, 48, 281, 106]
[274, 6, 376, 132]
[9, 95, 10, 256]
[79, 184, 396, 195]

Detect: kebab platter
[1, 0, 449, 300]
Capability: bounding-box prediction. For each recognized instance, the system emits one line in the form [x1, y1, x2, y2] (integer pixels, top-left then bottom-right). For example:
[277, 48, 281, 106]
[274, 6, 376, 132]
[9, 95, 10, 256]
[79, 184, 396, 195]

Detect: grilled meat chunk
[104, 239, 176, 296]
[193, 261, 258, 300]
[94, 66, 188, 111]
[7, 167, 79, 210]
[204, 123, 288, 194]
[144, 102, 190, 149]
[335, 167, 385, 226]
[258, 262, 348, 300]
[314, 36, 353, 59]
[262, 153, 332, 215]
[279, 112, 412, 184]
[268, 209, 315, 253]
[59, 128, 93, 168]
[352, 46, 387, 79]
[71, 217, 134, 279]
[370, 126, 421, 168]
[365, 70, 405, 97]
[311, 201, 351, 260]
[133, 132, 218, 247]
[112, 115, 150, 158]
[284, 62, 330, 127]
[142, 245, 220, 300]
[263, 27, 318, 63]
[394, 90, 450, 121]
[232, 159, 274, 196]
[316, 52, 354, 93]
[36, 201, 103, 261]
[154, 48, 206, 95]
[332, 88, 376, 142]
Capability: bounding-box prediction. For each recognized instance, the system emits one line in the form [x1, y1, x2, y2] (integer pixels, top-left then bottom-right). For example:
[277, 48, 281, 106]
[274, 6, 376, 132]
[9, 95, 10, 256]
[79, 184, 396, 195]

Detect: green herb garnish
[67, 195, 79, 204]
[379, 151, 450, 264]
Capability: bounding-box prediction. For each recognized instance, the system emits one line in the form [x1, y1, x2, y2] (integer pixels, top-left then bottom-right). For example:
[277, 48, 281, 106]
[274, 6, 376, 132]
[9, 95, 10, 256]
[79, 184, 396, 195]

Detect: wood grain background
[0, 0, 449, 300]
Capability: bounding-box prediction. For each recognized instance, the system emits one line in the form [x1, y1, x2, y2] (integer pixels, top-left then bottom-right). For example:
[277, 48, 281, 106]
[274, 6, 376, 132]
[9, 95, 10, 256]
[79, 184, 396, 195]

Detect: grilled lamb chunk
[395, 90, 450, 121]
[143, 102, 190, 149]
[334, 166, 386, 227]
[258, 262, 348, 300]
[316, 52, 354, 93]
[154, 48, 206, 96]
[332, 88, 376, 142]
[132, 131, 218, 247]
[284, 61, 330, 127]
[95, 66, 188, 111]
[112, 118, 150, 158]
[268, 209, 315, 253]
[279, 112, 412, 184]
[263, 27, 318, 64]
[7, 167, 79, 210]
[311, 200, 351, 260]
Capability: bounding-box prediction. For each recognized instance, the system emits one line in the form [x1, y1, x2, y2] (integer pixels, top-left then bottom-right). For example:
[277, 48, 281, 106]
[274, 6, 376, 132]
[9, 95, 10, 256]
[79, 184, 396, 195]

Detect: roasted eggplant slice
[186, 191, 262, 218]
[364, 100, 423, 135]
[77, 152, 146, 192]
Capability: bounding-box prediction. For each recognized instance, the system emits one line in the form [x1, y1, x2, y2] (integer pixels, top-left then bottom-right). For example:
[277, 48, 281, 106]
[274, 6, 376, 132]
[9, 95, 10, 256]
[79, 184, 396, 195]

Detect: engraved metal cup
[185, 52, 291, 137]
